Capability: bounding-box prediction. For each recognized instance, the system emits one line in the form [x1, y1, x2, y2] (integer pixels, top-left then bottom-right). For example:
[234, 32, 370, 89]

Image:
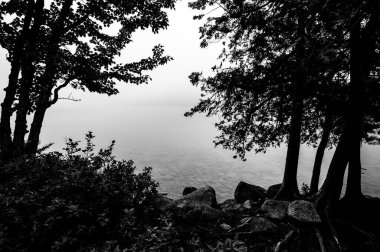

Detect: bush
[0, 132, 158, 251]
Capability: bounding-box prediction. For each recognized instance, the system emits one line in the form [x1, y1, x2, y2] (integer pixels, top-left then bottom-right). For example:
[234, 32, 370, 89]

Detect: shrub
[0, 132, 158, 251]
[301, 183, 310, 196]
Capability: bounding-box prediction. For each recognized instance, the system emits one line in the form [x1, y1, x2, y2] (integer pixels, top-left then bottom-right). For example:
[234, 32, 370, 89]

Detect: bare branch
[57, 93, 81, 103]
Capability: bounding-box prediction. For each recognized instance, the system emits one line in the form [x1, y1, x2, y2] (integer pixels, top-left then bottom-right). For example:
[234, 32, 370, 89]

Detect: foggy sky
[0, 1, 221, 109]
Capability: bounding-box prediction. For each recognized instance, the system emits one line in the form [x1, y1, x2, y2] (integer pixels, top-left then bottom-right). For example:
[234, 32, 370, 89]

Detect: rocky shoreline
[142, 181, 380, 251]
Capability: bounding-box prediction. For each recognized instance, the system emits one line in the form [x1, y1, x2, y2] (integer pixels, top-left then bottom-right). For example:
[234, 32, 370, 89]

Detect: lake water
[40, 104, 380, 202]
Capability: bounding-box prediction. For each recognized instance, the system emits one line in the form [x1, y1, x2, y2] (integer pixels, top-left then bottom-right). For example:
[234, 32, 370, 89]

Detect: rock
[170, 200, 224, 220]
[261, 199, 290, 220]
[184, 185, 217, 208]
[220, 223, 232, 231]
[267, 183, 282, 198]
[288, 200, 321, 223]
[168, 186, 222, 220]
[219, 199, 237, 211]
[250, 217, 279, 232]
[234, 181, 266, 203]
[183, 186, 197, 196]
[147, 193, 172, 212]
[233, 203, 243, 210]
[243, 200, 254, 209]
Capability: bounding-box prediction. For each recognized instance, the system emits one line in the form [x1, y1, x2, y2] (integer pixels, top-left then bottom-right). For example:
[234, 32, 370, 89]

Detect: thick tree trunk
[314, 126, 350, 210]
[275, 12, 306, 200]
[12, 62, 36, 156]
[315, 19, 366, 211]
[309, 108, 333, 195]
[340, 0, 380, 203]
[275, 94, 303, 200]
[13, 0, 44, 157]
[26, 103, 49, 154]
[26, 0, 74, 154]
[0, 0, 34, 161]
[0, 44, 24, 161]
[343, 138, 363, 201]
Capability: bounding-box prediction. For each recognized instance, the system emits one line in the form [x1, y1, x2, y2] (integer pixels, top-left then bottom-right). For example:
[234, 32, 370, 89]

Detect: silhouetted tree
[315, 0, 380, 210]
[0, 0, 175, 161]
[187, 0, 347, 199]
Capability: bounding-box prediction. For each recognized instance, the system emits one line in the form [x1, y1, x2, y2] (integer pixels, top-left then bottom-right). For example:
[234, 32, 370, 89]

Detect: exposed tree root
[274, 186, 301, 201]
[314, 228, 327, 252]
[274, 230, 295, 252]
[324, 205, 342, 252]
[336, 219, 380, 252]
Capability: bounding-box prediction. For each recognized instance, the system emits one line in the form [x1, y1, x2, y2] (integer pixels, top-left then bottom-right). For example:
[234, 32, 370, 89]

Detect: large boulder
[288, 200, 321, 223]
[267, 183, 282, 199]
[250, 217, 279, 232]
[146, 193, 172, 213]
[168, 186, 222, 220]
[169, 200, 224, 220]
[183, 185, 217, 207]
[261, 199, 290, 220]
[183, 186, 197, 196]
[234, 181, 266, 203]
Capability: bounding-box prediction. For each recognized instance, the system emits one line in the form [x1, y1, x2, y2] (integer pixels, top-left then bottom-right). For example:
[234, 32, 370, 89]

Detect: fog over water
[0, 1, 379, 201]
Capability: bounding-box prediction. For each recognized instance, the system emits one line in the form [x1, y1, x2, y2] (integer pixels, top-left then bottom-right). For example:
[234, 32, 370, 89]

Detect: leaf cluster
[186, 0, 380, 159]
[0, 0, 175, 111]
[0, 133, 158, 251]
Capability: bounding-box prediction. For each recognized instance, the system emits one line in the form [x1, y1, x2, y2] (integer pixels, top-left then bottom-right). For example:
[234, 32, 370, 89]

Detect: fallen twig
[274, 230, 294, 252]
[324, 205, 342, 252]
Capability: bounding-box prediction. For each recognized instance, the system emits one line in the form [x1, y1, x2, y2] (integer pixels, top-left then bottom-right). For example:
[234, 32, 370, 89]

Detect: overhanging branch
[49, 77, 75, 106]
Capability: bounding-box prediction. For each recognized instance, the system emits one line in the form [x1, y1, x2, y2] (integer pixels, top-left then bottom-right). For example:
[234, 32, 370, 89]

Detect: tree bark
[26, 0, 74, 154]
[0, 0, 34, 162]
[340, 1, 379, 203]
[314, 15, 369, 210]
[13, 0, 44, 157]
[343, 138, 363, 201]
[309, 108, 333, 195]
[275, 11, 306, 200]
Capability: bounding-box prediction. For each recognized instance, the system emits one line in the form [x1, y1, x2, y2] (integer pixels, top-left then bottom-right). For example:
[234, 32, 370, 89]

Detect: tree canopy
[187, 0, 380, 201]
[0, 0, 176, 161]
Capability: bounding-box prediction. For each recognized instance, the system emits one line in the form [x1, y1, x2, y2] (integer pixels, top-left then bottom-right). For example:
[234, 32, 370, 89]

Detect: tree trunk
[343, 138, 363, 201]
[26, 103, 49, 154]
[0, 0, 34, 162]
[341, 1, 379, 203]
[275, 11, 306, 200]
[26, 0, 74, 154]
[314, 18, 366, 211]
[275, 93, 303, 200]
[309, 108, 333, 195]
[313, 125, 350, 210]
[13, 0, 44, 157]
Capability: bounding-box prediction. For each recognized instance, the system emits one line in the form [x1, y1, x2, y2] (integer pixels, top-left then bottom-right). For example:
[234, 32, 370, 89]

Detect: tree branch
[57, 94, 81, 103]
[49, 77, 75, 106]
[62, 13, 90, 34]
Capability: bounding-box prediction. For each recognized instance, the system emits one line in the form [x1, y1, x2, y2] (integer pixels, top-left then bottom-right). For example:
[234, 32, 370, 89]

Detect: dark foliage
[0, 133, 158, 251]
[0, 0, 176, 160]
[185, 0, 348, 161]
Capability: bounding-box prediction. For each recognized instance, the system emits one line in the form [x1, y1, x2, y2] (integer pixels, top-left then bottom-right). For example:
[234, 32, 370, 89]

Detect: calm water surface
[41, 105, 380, 201]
